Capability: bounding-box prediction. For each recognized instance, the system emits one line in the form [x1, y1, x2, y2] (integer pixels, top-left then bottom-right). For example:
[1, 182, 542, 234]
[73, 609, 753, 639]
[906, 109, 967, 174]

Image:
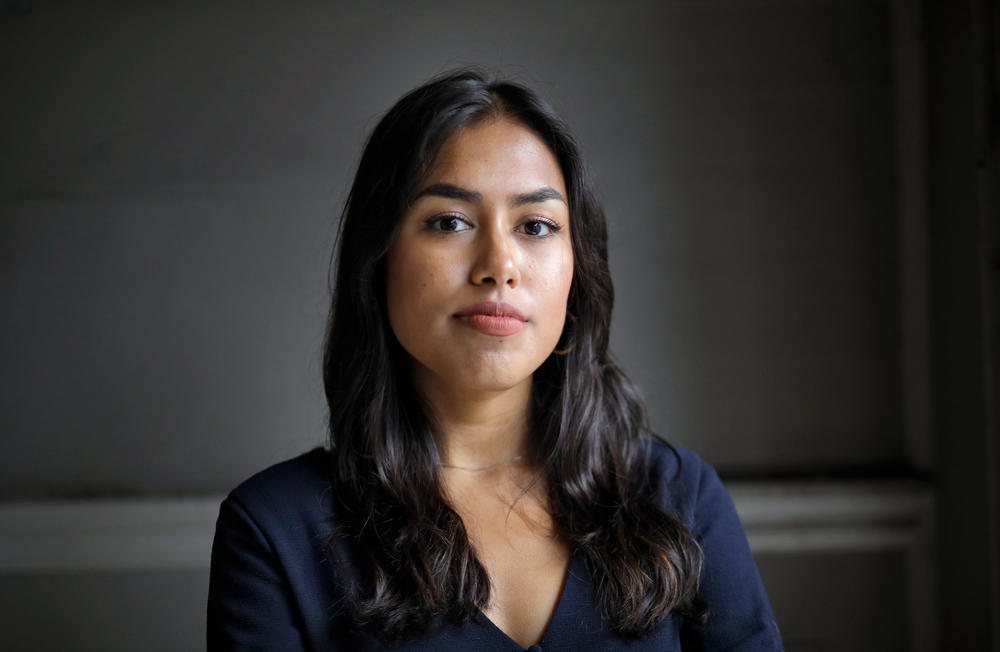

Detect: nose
[469, 221, 521, 288]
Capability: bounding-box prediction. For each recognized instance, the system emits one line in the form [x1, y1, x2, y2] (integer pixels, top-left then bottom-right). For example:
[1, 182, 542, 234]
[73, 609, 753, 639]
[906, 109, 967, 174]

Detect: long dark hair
[323, 69, 706, 639]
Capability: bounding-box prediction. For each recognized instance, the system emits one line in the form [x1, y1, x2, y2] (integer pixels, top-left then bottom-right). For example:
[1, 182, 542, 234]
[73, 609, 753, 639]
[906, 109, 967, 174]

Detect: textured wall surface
[1, 1, 938, 650]
[1, 0, 900, 500]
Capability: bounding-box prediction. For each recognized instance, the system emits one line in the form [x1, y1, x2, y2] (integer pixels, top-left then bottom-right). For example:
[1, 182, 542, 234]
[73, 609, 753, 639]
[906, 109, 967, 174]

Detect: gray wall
[1, 0, 902, 498]
[4, 0, 995, 650]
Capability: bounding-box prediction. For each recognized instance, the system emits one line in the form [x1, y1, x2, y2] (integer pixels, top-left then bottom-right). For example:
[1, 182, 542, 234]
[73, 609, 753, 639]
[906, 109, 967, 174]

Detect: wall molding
[732, 480, 934, 553]
[0, 496, 221, 572]
[0, 480, 936, 649]
[0, 480, 933, 572]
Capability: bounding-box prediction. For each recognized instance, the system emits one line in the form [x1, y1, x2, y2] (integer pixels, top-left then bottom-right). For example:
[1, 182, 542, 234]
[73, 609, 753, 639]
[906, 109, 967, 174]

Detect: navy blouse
[208, 440, 783, 650]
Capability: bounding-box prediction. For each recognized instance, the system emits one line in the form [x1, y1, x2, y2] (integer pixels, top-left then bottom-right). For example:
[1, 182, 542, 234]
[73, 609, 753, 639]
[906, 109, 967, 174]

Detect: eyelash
[424, 214, 561, 238]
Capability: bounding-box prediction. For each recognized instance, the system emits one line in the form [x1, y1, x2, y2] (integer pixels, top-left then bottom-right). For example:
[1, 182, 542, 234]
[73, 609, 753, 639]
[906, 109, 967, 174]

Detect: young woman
[208, 69, 783, 651]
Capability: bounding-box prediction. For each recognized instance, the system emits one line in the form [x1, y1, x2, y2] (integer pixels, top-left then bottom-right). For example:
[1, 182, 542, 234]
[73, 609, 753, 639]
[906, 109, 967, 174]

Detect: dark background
[1, 1, 997, 650]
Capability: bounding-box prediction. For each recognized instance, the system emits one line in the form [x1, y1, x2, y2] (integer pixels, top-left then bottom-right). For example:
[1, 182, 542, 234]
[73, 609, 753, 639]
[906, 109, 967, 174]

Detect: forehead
[421, 118, 567, 196]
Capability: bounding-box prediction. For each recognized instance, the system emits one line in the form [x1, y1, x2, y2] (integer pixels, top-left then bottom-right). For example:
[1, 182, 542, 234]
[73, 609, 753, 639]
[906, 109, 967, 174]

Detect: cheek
[542, 245, 574, 303]
[557, 253, 574, 299]
[385, 245, 422, 339]
[385, 244, 455, 332]
[529, 247, 574, 336]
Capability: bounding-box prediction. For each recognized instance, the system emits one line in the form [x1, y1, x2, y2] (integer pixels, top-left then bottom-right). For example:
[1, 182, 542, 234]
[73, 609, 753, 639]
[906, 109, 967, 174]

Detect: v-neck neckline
[474, 550, 587, 650]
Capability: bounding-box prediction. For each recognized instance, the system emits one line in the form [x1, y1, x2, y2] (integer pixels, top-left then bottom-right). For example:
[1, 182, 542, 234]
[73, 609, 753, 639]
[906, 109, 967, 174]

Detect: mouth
[453, 302, 527, 337]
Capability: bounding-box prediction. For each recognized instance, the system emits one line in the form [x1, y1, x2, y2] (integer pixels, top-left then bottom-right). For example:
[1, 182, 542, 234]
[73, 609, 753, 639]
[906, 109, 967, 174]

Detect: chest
[341, 550, 685, 651]
[447, 483, 572, 648]
[475, 528, 571, 648]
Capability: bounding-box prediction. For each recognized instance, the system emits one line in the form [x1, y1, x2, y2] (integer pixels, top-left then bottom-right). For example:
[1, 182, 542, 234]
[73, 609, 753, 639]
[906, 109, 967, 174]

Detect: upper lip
[454, 301, 528, 321]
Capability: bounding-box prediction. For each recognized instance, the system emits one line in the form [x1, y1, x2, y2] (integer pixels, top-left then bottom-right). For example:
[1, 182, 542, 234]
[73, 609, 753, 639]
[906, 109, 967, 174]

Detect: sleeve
[680, 460, 784, 651]
[207, 494, 310, 651]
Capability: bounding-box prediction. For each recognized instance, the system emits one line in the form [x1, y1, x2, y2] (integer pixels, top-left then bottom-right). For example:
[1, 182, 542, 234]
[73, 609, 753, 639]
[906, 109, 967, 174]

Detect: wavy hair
[323, 69, 706, 639]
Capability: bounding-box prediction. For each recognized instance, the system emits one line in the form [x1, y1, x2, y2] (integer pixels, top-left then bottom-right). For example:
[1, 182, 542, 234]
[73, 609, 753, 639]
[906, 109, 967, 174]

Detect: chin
[454, 367, 528, 393]
[460, 351, 545, 388]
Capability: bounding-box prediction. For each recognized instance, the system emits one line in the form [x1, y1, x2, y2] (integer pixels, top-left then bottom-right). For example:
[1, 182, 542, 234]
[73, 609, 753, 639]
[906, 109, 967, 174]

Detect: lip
[454, 301, 528, 337]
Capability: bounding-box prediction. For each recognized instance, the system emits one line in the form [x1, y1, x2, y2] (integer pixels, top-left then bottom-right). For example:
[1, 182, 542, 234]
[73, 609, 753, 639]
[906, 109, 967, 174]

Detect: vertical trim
[905, 502, 938, 652]
[893, 0, 933, 471]
[972, 0, 1000, 646]
[926, 0, 993, 644]
[893, 1, 937, 649]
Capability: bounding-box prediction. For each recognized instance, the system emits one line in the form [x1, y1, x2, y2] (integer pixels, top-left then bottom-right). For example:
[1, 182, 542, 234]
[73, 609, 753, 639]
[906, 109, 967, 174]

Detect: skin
[384, 117, 575, 647]
[385, 116, 574, 468]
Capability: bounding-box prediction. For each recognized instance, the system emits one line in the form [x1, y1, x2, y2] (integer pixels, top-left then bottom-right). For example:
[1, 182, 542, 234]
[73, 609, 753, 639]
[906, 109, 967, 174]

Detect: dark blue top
[208, 440, 783, 650]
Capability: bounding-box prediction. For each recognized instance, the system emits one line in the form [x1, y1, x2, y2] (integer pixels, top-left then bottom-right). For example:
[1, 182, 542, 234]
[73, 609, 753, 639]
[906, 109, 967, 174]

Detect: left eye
[427, 215, 472, 232]
[519, 220, 553, 237]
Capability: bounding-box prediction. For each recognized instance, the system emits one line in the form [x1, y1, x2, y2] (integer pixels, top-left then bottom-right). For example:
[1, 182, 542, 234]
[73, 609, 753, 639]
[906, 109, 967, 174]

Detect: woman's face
[385, 117, 574, 397]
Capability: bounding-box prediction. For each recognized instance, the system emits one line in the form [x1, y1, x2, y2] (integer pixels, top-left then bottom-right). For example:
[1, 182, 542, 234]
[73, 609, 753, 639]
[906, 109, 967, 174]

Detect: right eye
[426, 214, 472, 233]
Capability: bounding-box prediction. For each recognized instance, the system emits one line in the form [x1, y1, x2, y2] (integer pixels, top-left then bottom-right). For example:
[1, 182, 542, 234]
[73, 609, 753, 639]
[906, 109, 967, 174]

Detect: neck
[413, 366, 533, 470]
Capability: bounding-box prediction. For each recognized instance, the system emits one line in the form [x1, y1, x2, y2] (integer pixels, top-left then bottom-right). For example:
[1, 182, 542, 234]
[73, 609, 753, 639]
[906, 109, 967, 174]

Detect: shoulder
[209, 448, 356, 647]
[228, 446, 331, 505]
[220, 447, 337, 550]
[637, 437, 728, 532]
[638, 441, 785, 648]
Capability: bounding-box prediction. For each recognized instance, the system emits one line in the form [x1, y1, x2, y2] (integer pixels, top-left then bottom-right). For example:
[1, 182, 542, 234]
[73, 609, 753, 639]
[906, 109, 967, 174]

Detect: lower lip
[455, 314, 526, 337]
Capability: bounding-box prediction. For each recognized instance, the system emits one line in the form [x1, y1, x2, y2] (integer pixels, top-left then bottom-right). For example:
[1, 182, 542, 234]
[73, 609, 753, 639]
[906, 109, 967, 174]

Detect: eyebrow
[412, 182, 567, 207]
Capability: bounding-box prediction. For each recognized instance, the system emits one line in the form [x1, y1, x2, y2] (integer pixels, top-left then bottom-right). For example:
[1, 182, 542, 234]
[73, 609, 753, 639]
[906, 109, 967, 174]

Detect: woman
[208, 69, 782, 651]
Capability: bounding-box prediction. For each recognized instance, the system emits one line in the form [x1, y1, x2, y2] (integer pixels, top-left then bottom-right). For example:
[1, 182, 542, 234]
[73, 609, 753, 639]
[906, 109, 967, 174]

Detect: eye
[517, 219, 559, 238]
[426, 214, 472, 233]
